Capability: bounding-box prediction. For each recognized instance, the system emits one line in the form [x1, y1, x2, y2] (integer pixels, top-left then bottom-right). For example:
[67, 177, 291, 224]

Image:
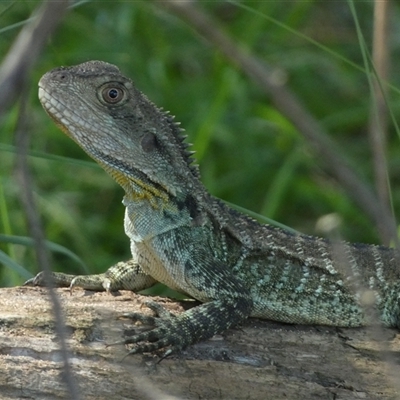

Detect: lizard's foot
[118, 301, 181, 358]
[23, 260, 156, 292]
[24, 270, 122, 292]
[116, 298, 252, 358]
[24, 271, 80, 288]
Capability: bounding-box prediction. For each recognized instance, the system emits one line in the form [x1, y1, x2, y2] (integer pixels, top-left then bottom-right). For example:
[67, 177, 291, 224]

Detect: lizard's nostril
[54, 72, 67, 81]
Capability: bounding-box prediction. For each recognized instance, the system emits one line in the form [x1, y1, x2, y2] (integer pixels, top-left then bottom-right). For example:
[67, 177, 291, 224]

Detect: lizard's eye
[97, 81, 129, 106]
[101, 87, 125, 104]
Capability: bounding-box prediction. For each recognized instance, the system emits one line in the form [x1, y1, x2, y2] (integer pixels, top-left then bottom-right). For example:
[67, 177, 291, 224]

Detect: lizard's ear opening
[97, 82, 129, 106]
[141, 131, 159, 153]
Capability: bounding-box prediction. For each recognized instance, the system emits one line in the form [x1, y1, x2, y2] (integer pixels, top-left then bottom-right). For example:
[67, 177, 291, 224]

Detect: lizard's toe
[24, 271, 49, 286]
[121, 312, 159, 326]
[120, 301, 176, 327]
[123, 326, 182, 356]
[144, 300, 176, 319]
[118, 302, 182, 356]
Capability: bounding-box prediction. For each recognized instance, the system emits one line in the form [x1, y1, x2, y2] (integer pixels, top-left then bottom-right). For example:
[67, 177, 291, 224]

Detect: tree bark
[0, 286, 398, 399]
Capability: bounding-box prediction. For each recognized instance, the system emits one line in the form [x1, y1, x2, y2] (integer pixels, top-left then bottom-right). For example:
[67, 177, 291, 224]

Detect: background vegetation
[1, 1, 400, 287]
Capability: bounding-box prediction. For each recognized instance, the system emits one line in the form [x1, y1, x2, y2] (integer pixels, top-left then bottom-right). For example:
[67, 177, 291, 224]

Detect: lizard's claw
[118, 301, 182, 357]
[23, 275, 40, 286]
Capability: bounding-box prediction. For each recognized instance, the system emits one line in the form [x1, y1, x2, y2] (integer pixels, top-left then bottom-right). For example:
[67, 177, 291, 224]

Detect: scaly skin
[27, 61, 400, 356]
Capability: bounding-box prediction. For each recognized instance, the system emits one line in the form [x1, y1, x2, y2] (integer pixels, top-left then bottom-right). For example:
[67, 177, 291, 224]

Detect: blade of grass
[227, 0, 400, 98]
[0, 143, 100, 169]
[194, 67, 235, 161]
[0, 249, 31, 280]
[0, 234, 88, 272]
[0, 179, 16, 260]
[348, 0, 397, 244]
[261, 148, 302, 220]
[0, 0, 92, 35]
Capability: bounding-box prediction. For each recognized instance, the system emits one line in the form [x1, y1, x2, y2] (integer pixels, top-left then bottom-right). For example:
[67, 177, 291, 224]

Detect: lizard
[27, 60, 400, 357]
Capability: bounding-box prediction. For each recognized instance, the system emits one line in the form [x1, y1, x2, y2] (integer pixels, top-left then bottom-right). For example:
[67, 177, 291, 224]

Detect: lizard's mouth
[39, 85, 76, 127]
[38, 84, 106, 148]
[38, 85, 75, 138]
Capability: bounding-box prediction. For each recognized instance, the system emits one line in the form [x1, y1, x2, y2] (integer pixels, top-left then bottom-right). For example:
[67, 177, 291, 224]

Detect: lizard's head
[38, 60, 200, 197]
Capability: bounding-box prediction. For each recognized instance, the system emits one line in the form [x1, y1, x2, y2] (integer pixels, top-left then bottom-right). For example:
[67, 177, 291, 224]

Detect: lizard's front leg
[24, 259, 156, 292]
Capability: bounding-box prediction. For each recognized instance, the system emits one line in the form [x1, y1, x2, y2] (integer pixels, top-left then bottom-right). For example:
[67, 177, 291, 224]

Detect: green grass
[1, 1, 399, 286]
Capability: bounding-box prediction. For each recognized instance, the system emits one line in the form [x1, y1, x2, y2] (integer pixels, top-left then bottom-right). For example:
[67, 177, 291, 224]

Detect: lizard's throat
[99, 160, 172, 210]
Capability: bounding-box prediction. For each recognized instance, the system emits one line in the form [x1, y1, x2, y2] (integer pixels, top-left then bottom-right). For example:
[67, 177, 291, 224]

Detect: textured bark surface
[0, 286, 399, 400]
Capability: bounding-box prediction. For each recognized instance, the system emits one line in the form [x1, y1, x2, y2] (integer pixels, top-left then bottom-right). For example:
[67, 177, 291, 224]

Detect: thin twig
[2, 1, 80, 398]
[157, 0, 397, 244]
[15, 91, 81, 400]
[369, 0, 391, 239]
